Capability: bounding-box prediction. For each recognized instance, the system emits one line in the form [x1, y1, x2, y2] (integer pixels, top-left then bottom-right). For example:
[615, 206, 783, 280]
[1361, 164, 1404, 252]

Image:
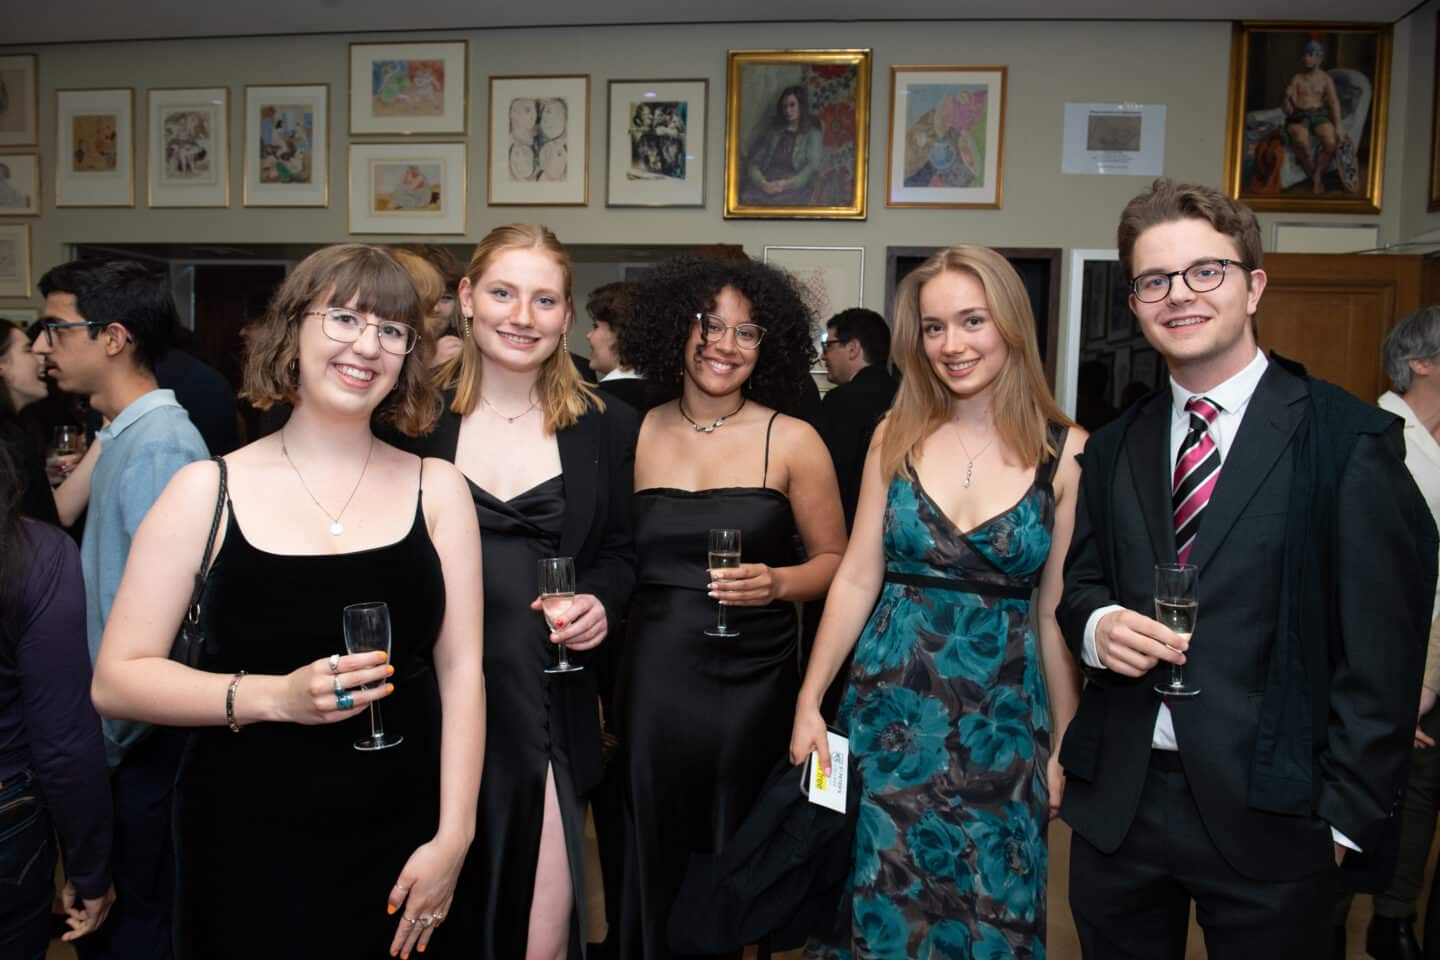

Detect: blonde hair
[438, 224, 601, 434]
[389, 248, 445, 321]
[880, 246, 1070, 482]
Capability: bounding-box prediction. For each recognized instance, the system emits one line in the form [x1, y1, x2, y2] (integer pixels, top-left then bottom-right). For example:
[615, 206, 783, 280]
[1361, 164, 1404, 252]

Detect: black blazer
[819, 365, 897, 529]
[398, 391, 639, 796]
[596, 376, 661, 414]
[1058, 355, 1436, 889]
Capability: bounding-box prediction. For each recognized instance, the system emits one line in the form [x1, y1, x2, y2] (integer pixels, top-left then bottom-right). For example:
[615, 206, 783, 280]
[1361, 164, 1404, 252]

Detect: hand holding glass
[1153, 563, 1200, 697]
[705, 528, 741, 638]
[343, 601, 403, 750]
[539, 557, 583, 674]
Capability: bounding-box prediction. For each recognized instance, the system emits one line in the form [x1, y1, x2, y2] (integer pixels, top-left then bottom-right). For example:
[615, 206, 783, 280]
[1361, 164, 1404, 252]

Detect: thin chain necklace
[679, 397, 745, 433]
[279, 429, 375, 536]
[951, 420, 995, 489]
[480, 392, 539, 423]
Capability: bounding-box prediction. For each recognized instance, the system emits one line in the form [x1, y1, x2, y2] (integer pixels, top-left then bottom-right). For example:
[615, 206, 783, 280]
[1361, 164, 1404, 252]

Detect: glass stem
[369, 703, 384, 740]
[716, 601, 728, 634]
[1170, 663, 1185, 689]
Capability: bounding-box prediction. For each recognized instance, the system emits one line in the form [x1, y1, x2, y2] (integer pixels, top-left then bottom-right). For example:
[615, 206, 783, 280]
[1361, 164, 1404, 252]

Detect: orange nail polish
[387, 904, 397, 915]
[386, 665, 395, 677]
[378, 652, 388, 662]
[418, 946, 427, 954]
[386, 683, 395, 694]
[402, 953, 410, 960]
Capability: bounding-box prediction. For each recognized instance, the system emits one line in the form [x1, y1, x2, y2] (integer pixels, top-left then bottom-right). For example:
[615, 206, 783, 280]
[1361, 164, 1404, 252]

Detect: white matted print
[0, 155, 40, 216]
[349, 40, 467, 135]
[489, 75, 589, 206]
[148, 87, 229, 207]
[0, 224, 32, 299]
[607, 79, 706, 207]
[244, 84, 328, 207]
[349, 142, 466, 235]
[56, 88, 134, 207]
[0, 55, 38, 147]
[886, 66, 1005, 209]
[763, 244, 864, 389]
[1061, 102, 1166, 176]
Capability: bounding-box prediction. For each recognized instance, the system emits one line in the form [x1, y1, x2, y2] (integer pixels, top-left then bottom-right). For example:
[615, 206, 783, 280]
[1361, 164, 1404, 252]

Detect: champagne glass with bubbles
[1153, 563, 1200, 697]
[539, 557, 583, 674]
[343, 601, 403, 750]
[705, 528, 741, 638]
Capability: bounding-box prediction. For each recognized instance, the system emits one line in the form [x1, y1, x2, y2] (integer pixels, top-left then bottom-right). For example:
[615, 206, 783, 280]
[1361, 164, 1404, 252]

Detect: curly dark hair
[619, 255, 818, 412]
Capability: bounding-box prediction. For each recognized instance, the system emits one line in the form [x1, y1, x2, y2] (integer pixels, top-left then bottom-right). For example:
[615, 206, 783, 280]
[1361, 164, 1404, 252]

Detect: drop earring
[460, 312, 473, 340]
[287, 358, 300, 385]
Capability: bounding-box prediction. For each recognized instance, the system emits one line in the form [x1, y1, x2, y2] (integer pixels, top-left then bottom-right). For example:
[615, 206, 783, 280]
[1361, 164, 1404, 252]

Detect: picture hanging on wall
[763, 244, 864, 392]
[0, 223, 32, 299]
[1223, 21, 1391, 214]
[1430, 12, 1440, 210]
[886, 65, 1006, 208]
[489, 75, 589, 206]
[148, 87, 229, 208]
[0, 154, 40, 216]
[243, 83, 328, 207]
[56, 88, 134, 207]
[348, 141, 466, 235]
[724, 49, 870, 220]
[349, 40, 467, 136]
[0, 55, 38, 147]
[606, 79, 707, 207]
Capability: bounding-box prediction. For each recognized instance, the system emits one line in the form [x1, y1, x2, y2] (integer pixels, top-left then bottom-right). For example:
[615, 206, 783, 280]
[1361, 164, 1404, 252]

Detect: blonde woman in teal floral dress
[791, 246, 1085, 959]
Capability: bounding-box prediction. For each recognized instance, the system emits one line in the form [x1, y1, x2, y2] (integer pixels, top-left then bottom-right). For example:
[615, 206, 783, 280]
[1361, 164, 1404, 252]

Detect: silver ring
[333, 676, 345, 695]
[419, 915, 435, 928]
[328, 653, 341, 674]
[403, 915, 417, 926]
[336, 690, 354, 710]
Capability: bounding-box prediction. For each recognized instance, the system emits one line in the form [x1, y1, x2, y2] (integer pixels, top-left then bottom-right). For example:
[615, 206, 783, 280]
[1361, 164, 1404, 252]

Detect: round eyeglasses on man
[1130, 259, 1249, 304]
[306, 308, 418, 355]
[695, 313, 766, 351]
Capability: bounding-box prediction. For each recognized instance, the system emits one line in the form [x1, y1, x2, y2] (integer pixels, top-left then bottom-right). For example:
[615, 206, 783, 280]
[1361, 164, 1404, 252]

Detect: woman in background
[0, 322, 58, 523]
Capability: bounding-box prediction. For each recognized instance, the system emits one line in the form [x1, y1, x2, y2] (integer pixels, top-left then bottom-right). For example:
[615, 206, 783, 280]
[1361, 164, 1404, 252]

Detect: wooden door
[1257, 253, 1425, 401]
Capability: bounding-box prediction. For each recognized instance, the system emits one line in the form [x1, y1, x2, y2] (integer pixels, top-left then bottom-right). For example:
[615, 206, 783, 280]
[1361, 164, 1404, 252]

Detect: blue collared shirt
[82, 388, 208, 767]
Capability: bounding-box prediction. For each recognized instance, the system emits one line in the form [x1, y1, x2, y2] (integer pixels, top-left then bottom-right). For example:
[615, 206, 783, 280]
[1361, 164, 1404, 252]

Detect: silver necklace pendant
[693, 417, 723, 433]
[330, 521, 344, 536]
[962, 460, 975, 488]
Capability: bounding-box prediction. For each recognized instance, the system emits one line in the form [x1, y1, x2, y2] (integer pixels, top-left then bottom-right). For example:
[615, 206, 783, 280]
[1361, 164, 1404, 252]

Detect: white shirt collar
[599, 367, 642, 382]
[1168, 348, 1268, 420]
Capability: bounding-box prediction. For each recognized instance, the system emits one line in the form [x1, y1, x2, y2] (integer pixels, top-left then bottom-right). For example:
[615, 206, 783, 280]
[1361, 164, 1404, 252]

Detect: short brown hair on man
[242, 243, 439, 436]
[1117, 178, 1263, 282]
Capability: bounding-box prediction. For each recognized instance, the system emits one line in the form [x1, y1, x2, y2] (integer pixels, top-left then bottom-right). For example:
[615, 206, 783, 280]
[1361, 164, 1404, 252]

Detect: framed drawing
[886, 65, 1006, 208]
[0, 154, 40, 216]
[724, 49, 870, 220]
[243, 84, 328, 207]
[348, 142, 466, 235]
[349, 40, 467, 136]
[763, 245, 863, 392]
[56, 88, 134, 207]
[147, 87, 229, 207]
[1223, 21, 1391, 214]
[606, 79, 706, 207]
[0, 224, 32, 299]
[489, 75, 589, 206]
[1431, 12, 1440, 210]
[0, 55, 37, 147]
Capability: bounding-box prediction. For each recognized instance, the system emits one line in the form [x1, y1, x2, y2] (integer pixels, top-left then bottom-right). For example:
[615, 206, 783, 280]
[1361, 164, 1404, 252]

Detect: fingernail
[387, 904, 397, 915]
[386, 683, 395, 694]
[386, 665, 395, 677]
[708, 591, 717, 599]
[555, 619, 565, 627]
[390, 951, 398, 957]
[377, 652, 388, 662]
[418, 946, 427, 954]
[707, 582, 717, 590]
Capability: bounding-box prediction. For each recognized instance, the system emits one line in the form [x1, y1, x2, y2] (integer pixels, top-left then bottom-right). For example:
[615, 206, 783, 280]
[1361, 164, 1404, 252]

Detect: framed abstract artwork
[243, 83, 328, 207]
[0, 154, 40, 216]
[724, 49, 870, 220]
[886, 65, 1005, 208]
[147, 86, 229, 207]
[0, 55, 38, 147]
[488, 75, 589, 206]
[56, 88, 134, 207]
[349, 40, 467, 136]
[606, 79, 706, 207]
[0, 223, 32, 299]
[348, 142, 466, 235]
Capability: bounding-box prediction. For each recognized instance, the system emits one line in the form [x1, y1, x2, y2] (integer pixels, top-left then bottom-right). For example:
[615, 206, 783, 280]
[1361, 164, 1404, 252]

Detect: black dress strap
[883, 570, 1032, 599]
[761, 411, 780, 488]
[1035, 422, 1070, 487]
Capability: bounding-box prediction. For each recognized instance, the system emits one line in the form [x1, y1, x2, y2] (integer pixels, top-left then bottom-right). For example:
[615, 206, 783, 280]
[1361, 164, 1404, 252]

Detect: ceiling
[5, 0, 1420, 46]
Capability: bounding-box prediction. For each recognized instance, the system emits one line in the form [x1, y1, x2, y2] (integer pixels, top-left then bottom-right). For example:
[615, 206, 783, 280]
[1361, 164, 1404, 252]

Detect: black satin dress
[174, 489, 447, 959]
[618, 421, 801, 959]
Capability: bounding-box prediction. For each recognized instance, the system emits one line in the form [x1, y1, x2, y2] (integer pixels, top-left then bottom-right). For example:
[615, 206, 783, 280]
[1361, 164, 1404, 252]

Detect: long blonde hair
[880, 246, 1070, 482]
[439, 224, 601, 433]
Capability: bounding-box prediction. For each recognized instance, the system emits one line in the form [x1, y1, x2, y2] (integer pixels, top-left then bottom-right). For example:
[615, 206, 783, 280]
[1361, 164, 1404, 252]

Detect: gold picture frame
[147, 86, 230, 208]
[0, 55, 39, 147]
[55, 87, 136, 208]
[242, 83, 329, 208]
[348, 40, 468, 136]
[347, 141, 467, 235]
[724, 49, 870, 220]
[0, 223, 32, 299]
[1222, 21, 1391, 214]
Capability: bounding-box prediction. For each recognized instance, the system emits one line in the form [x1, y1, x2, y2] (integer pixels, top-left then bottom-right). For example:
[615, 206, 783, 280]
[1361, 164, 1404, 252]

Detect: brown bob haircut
[241, 243, 439, 436]
[1117, 178, 1264, 282]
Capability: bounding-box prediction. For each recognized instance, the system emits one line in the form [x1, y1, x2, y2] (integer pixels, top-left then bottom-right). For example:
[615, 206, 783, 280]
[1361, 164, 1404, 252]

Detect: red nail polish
[555, 619, 565, 628]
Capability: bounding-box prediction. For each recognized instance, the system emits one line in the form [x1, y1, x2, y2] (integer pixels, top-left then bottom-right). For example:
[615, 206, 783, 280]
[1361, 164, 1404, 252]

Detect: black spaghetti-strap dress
[618, 413, 800, 959]
[173, 472, 448, 959]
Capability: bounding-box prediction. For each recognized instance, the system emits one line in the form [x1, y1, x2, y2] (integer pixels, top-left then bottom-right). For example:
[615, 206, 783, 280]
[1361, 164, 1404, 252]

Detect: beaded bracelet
[226, 672, 246, 733]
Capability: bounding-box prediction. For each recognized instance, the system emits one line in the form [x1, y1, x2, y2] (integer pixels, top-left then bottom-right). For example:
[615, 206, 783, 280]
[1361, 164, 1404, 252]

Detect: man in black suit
[1059, 178, 1436, 958]
[818, 308, 896, 530]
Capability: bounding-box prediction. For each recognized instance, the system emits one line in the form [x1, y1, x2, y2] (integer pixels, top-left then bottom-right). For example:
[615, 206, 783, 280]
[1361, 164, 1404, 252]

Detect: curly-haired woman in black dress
[615, 256, 847, 959]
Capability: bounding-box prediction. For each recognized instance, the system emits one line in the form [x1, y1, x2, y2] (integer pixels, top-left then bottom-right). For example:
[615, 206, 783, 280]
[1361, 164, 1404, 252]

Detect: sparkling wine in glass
[539, 557, 583, 675]
[47, 425, 85, 482]
[343, 601, 403, 750]
[1153, 563, 1200, 697]
[705, 528, 741, 638]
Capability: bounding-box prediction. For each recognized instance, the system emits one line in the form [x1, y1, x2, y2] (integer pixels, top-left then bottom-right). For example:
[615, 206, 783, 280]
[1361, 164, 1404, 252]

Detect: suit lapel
[1125, 392, 1175, 565]
[557, 413, 597, 558]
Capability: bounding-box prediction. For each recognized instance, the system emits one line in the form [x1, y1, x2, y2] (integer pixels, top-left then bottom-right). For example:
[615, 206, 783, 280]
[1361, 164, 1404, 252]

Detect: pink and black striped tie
[1173, 396, 1221, 565]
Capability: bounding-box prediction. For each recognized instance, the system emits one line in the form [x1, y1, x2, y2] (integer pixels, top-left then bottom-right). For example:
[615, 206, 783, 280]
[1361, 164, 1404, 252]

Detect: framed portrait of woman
[723, 49, 870, 220]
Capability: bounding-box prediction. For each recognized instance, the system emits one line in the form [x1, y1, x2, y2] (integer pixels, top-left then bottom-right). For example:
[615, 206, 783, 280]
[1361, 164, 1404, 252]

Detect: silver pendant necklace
[679, 397, 745, 433]
[280, 429, 375, 536]
[480, 393, 539, 423]
[952, 421, 995, 489]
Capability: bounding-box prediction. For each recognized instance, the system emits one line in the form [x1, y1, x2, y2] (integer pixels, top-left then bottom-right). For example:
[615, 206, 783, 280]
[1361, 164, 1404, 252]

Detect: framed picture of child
[606, 79, 707, 207]
[1223, 21, 1391, 214]
[347, 141, 466, 235]
[488, 74, 589, 206]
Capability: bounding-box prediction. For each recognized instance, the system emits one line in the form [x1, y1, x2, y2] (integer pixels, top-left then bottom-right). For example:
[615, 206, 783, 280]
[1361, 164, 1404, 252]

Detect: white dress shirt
[1378, 390, 1440, 620]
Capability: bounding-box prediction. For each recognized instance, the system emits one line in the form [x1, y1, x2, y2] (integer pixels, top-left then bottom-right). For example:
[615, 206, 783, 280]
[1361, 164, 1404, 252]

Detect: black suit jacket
[398, 392, 639, 796]
[819, 366, 897, 529]
[596, 375, 660, 414]
[1059, 355, 1436, 888]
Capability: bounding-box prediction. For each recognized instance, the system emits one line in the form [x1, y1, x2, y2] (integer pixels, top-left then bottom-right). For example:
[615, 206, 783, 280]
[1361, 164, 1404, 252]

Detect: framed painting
[243, 84, 328, 207]
[348, 142, 466, 235]
[724, 49, 870, 220]
[147, 86, 229, 208]
[1224, 21, 1391, 214]
[0, 55, 37, 147]
[606, 79, 707, 207]
[489, 75, 589, 206]
[1431, 12, 1440, 211]
[0, 223, 32, 299]
[349, 40, 467, 136]
[763, 245, 863, 393]
[0, 154, 40, 216]
[886, 65, 1006, 208]
[56, 88, 134, 207]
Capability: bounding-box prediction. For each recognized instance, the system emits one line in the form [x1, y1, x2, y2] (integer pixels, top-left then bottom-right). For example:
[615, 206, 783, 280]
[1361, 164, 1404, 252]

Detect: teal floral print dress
[813, 425, 1065, 960]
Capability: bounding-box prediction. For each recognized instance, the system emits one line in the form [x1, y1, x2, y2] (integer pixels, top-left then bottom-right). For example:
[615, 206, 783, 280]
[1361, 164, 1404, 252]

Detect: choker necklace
[951, 422, 995, 489]
[280, 429, 375, 536]
[679, 397, 745, 433]
[480, 393, 539, 423]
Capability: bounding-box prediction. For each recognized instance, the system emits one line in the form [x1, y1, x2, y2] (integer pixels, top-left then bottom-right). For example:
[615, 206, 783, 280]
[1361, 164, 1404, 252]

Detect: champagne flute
[539, 557, 583, 675]
[47, 424, 85, 484]
[705, 528, 741, 638]
[343, 601, 403, 750]
[1153, 563, 1200, 697]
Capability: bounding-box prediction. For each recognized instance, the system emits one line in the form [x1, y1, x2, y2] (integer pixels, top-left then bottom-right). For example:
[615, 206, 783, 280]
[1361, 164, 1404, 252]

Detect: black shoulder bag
[169, 456, 227, 668]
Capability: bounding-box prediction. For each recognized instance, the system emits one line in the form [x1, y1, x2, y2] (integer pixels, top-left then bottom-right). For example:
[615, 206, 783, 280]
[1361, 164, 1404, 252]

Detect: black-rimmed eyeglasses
[306, 308, 418, 356]
[39, 320, 106, 347]
[695, 313, 766, 350]
[1131, 259, 1249, 303]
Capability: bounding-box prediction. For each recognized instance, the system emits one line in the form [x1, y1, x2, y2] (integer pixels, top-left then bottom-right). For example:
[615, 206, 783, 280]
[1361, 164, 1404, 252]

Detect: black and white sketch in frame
[627, 99, 687, 181]
[508, 97, 569, 183]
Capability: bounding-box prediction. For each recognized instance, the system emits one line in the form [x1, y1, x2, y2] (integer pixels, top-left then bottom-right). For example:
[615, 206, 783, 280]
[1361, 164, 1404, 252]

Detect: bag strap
[184, 456, 228, 625]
